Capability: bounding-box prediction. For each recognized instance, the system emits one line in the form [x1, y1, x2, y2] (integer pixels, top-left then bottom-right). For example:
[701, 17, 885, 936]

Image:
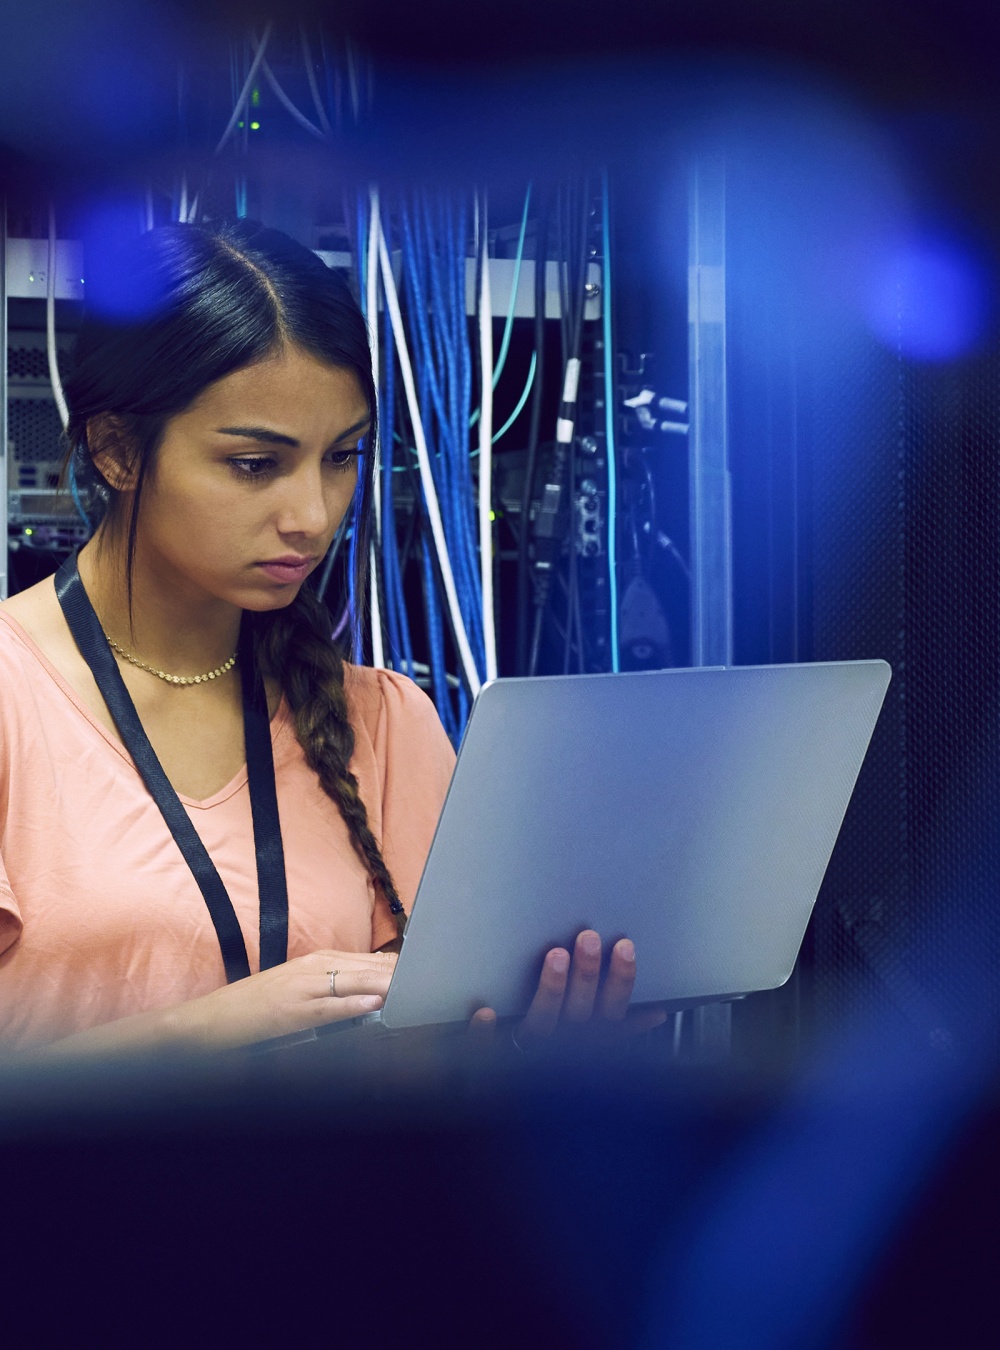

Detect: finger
[624, 1007, 670, 1036]
[468, 1007, 497, 1040]
[312, 949, 398, 972]
[562, 930, 603, 1022]
[319, 965, 394, 1001]
[519, 947, 570, 1039]
[306, 992, 386, 1028]
[596, 939, 637, 1021]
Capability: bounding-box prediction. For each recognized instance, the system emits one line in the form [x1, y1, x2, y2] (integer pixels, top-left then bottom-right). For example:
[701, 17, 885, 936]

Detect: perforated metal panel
[8, 397, 65, 464]
[807, 335, 910, 1038]
[898, 350, 1000, 1055]
[6, 331, 71, 384]
[6, 332, 71, 466]
[808, 333, 1000, 1059]
[7, 342, 52, 382]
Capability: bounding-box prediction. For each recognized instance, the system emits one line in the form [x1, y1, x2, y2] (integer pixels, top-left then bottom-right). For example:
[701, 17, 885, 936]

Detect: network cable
[379, 282, 414, 679]
[516, 192, 548, 675]
[215, 21, 272, 155]
[602, 171, 620, 672]
[377, 219, 482, 697]
[527, 178, 591, 677]
[46, 204, 69, 431]
[470, 183, 531, 426]
[364, 186, 385, 669]
[477, 190, 498, 681]
[246, 28, 326, 141]
[299, 25, 334, 138]
[399, 198, 485, 674]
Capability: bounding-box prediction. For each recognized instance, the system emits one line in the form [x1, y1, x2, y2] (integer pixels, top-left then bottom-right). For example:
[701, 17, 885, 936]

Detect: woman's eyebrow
[215, 416, 371, 448]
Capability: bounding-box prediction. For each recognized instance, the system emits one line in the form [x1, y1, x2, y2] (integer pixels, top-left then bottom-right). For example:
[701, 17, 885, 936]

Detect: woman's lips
[258, 558, 314, 584]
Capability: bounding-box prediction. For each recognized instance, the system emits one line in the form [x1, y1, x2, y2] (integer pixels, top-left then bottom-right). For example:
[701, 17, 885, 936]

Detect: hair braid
[255, 588, 406, 941]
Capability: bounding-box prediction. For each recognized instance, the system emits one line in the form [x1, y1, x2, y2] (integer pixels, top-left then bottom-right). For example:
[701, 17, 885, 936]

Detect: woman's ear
[86, 414, 138, 492]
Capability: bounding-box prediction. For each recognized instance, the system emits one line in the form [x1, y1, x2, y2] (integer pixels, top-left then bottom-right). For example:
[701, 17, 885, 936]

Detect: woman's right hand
[183, 949, 397, 1049]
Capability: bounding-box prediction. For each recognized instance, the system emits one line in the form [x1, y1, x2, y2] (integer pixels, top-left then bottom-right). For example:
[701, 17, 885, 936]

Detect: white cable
[366, 187, 382, 543]
[215, 21, 273, 155]
[46, 204, 69, 431]
[345, 39, 360, 122]
[365, 188, 384, 669]
[377, 224, 481, 697]
[368, 541, 384, 670]
[477, 191, 498, 681]
[299, 25, 334, 138]
[178, 174, 188, 224]
[260, 54, 326, 140]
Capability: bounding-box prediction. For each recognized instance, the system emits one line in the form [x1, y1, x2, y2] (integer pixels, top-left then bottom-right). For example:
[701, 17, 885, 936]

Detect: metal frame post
[688, 155, 733, 1057]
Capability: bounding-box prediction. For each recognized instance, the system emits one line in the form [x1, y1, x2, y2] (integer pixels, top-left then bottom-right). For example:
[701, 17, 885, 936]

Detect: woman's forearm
[27, 992, 214, 1060]
[20, 948, 396, 1059]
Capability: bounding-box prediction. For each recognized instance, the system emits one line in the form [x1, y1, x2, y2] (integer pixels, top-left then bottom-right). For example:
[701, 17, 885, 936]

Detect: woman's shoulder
[0, 580, 53, 665]
[0, 575, 96, 696]
[343, 663, 454, 757]
[0, 575, 68, 664]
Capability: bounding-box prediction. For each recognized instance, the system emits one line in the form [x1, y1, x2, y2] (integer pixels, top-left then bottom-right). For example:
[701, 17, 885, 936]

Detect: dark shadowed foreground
[0, 1027, 997, 1349]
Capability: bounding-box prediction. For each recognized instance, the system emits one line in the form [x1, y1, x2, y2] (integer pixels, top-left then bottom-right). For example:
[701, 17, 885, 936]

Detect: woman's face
[119, 344, 369, 612]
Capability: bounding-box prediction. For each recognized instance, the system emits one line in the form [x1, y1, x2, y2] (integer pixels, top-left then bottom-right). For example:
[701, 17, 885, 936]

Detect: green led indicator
[251, 88, 260, 107]
[250, 121, 260, 131]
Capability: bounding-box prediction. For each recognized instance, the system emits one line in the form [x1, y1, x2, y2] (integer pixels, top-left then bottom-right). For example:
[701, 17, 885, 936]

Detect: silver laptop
[377, 660, 890, 1030]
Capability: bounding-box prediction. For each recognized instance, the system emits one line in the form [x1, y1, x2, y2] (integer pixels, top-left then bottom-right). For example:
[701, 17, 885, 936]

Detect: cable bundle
[342, 176, 617, 733]
[399, 194, 485, 706]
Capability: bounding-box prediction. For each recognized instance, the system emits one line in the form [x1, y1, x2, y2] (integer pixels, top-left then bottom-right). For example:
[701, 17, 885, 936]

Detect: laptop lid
[381, 660, 891, 1029]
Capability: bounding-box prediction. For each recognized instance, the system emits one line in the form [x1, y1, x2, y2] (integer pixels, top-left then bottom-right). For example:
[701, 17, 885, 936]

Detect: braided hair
[255, 587, 405, 934]
[63, 219, 405, 938]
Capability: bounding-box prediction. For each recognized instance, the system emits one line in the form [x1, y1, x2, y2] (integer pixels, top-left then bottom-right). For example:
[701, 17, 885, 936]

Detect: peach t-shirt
[0, 612, 456, 1049]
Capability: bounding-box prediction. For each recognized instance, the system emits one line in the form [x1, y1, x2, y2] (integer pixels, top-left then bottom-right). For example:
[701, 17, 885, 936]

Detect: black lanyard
[54, 552, 289, 983]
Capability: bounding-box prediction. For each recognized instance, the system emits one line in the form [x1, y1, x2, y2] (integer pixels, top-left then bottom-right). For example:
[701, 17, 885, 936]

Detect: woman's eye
[229, 457, 276, 479]
[326, 448, 359, 473]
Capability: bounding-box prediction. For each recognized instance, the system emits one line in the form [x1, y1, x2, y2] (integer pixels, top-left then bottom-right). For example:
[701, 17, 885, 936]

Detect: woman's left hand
[467, 930, 668, 1046]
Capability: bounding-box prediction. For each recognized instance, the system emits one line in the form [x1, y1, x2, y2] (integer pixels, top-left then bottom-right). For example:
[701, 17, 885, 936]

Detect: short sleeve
[361, 670, 456, 951]
[0, 848, 23, 958]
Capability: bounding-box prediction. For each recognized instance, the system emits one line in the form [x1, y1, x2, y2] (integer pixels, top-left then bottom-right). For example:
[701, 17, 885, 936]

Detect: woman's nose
[275, 465, 334, 539]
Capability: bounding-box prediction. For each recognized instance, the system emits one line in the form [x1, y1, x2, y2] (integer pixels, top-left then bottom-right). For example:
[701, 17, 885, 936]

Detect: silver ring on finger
[327, 969, 340, 997]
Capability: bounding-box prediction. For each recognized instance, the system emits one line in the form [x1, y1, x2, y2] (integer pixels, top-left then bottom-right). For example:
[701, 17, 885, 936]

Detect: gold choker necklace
[104, 634, 238, 686]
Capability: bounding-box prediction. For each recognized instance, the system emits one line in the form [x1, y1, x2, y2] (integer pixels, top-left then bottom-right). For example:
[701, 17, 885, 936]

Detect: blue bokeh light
[864, 235, 991, 362]
[78, 197, 167, 322]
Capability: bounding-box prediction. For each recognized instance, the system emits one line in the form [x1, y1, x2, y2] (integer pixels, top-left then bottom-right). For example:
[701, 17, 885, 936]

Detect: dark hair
[63, 220, 405, 937]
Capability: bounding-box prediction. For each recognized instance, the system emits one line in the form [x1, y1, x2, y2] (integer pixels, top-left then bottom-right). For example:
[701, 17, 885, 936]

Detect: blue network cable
[470, 182, 531, 426]
[400, 197, 485, 680]
[379, 229, 414, 680]
[380, 194, 469, 731]
[379, 187, 543, 737]
[440, 194, 485, 670]
[379, 279, 403, 673]
[348, 189, 369, 665]
[419, 533, 457, 740]
[67, 457, 90, 527]
[346, 481, 362, 665]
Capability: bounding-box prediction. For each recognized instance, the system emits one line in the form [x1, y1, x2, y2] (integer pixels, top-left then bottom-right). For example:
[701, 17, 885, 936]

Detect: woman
[0, 220, 647, 1053]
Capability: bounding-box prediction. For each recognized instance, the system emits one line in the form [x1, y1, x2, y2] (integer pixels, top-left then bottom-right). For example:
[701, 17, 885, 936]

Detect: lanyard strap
[54, 553, 289, 983]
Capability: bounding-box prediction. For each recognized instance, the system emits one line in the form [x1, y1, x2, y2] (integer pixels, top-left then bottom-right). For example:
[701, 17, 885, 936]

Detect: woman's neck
[77, 532, 244, 675]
